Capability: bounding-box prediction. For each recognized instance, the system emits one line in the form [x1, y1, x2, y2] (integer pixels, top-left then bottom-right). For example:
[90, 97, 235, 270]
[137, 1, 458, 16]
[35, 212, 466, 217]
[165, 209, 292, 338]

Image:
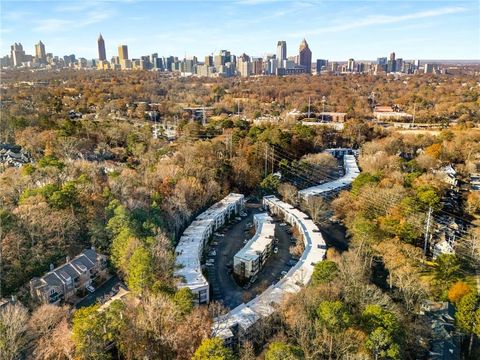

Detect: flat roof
[174, 194, 244, 291]
[299, 154, 360, 197]
[234, 213, 275, 262]
[215, 196, 326, 339]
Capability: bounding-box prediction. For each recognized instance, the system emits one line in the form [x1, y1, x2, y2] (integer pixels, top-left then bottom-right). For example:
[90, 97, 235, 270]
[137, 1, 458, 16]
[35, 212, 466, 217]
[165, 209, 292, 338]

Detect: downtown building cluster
[2, 36, 441, 76]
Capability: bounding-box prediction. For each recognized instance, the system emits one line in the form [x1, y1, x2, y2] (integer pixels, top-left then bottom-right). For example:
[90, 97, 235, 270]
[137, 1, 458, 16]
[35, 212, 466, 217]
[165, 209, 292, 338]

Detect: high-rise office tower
[205, 55, 213, 67]
[298, 38, 312, 73]
[118, 45, 128, 60]
[35, 41, 46, 61]
[277, 41, 287, 68]
[10, 43, 25, 67]
[389, 52, 396, 61]
[98, 34, 106, 61]
[316, 59, 328, 73]
[347, 58, 355, 72]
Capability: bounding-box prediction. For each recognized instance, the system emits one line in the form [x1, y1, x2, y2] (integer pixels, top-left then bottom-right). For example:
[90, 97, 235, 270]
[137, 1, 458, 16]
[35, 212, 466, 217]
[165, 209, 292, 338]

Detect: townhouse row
[174, 193, 245, 305]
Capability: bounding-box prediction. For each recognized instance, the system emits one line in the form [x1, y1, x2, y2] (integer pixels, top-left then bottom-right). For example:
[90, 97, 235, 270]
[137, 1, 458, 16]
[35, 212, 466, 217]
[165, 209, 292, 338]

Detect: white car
[280, 222, 287, 226]
[86, 285, 95, 293]
[214, 233, 225, 237]
[205, 262, 214, 267]
[273, 247, 279, 254]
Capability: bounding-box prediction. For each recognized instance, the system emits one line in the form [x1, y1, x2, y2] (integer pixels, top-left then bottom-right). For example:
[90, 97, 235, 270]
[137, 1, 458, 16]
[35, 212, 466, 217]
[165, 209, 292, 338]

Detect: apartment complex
[30, 248, 107, 305]
[214, 195, 327, 345]
[234, 213, 275, 280]
[174, 193, 244, 305]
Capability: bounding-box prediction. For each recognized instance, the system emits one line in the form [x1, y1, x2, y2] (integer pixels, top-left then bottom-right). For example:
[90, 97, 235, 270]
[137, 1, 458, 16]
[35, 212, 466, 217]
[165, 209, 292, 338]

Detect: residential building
[317, 112, 347, 122]
[298, 38, 312, 73]
[0, 144, 31, 168]
[434, 165, 458, 187]
[214, 196, 326, 344]
[174, 193, 244, 305]
[98, 34, 106, 61]
[299, 153, 360, 198]
[420, 301, 460, 360]
[30, 248, 108, 305]
[234, 213, 275, 280]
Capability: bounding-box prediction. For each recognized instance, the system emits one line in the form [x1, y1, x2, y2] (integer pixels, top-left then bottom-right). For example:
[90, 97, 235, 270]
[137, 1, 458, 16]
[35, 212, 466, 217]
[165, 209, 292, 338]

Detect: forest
[0, 70, 480, 359]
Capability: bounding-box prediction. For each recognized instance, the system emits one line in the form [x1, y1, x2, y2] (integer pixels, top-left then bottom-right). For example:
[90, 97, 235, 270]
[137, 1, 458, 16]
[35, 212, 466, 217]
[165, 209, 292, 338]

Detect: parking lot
[76, 275, 123, 308]
[204, 202, 297, 309]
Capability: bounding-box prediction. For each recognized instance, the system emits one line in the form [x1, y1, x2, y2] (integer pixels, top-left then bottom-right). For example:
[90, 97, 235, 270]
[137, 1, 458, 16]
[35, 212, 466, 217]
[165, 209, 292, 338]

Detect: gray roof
[33, 248, 102, 291]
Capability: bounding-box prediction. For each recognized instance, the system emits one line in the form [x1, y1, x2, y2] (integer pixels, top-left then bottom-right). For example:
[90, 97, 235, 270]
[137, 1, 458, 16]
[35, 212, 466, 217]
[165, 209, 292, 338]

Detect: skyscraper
[276, 41, 287, 68]
[298, 38, 312, 73]
[10, 43, 25, 67]
[347, 58, 355, 72]
[98, 34, 106, 61]
[118, 45, 128, 61]
[35, 41, 46, 61]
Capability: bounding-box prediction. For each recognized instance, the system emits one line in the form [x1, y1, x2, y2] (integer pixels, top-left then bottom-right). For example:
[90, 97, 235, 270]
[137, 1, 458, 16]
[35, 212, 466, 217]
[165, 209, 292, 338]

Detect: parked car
[280, 222, 287, 226]
[214, 232, 225, 237]
[235, 217, 242, 221]
[280, 270, 288, 277]
[86, 285, 95, 293]
[243, 239, 249, 244]
[273, 247, 279, 254]
[250, 275, 258, 284]
[206, 262, 214, 267]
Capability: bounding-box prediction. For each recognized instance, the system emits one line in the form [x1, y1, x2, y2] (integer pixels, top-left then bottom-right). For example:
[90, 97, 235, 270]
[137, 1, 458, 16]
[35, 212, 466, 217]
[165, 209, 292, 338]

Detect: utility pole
[307, 97, 311, 119]
[412, 103, 416, 126]
[424, 206, 433, 256]
[264, 144, 269, 178]
[271, 147, 275, 174]
[322, 96, 326, 122]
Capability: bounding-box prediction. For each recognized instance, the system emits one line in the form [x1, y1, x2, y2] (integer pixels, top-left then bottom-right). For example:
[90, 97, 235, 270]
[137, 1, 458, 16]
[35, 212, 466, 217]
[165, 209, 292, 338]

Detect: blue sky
[1, 0, 479, 60]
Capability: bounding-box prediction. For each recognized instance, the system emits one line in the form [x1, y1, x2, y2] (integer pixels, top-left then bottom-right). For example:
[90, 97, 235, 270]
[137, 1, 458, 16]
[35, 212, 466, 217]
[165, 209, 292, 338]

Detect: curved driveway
[205, 203, 293, 309]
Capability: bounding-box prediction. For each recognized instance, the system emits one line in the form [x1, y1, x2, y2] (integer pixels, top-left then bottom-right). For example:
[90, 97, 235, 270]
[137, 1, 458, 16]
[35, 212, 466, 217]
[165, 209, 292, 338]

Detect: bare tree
[0, 303, 29, 360]
[278, 183, 298, 206]
[33, 319, 74, 360]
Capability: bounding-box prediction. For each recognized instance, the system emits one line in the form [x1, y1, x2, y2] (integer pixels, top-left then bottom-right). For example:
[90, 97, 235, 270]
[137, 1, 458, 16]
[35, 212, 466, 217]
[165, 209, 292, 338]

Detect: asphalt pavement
[205, 202, 295, 310]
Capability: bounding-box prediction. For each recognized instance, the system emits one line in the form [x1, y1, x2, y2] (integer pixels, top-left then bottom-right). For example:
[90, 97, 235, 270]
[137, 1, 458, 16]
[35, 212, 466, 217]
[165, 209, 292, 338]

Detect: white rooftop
[235, 213, 275, 262]
[299, 154, 360, 197]
[174, 193, 244, 292]
[215, 196, 326, 339]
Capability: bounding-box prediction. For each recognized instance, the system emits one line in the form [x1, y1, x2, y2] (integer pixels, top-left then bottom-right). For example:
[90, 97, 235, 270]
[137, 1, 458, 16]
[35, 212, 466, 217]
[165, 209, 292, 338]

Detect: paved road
[205, 203, 295, 309]
[76, 275, 121, 308]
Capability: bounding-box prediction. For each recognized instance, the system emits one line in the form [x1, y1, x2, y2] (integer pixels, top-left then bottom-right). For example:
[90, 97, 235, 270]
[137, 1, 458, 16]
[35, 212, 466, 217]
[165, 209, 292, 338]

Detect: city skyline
[1, 1, 479, 60]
